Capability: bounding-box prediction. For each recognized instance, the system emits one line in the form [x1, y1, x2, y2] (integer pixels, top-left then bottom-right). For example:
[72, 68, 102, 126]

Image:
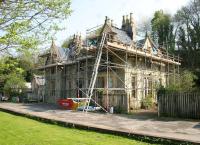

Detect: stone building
[38, 13, 180, 113]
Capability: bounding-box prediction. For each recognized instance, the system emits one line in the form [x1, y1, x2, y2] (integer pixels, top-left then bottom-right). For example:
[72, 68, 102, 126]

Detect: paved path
[0, 103, 200, 144]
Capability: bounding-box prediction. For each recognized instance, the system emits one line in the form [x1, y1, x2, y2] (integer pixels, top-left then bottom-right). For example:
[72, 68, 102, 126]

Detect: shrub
[4, 73, 26, 98]
[159, 70, 198, 93]
[141, 95, 154, 109]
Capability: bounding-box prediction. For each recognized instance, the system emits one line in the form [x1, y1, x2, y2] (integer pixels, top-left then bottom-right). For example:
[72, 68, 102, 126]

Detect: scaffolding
[80, 27, 179, 112]
[39, 24, 181, 113]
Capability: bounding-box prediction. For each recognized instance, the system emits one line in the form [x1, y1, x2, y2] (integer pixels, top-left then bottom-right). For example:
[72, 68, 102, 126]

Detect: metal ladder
[83, 33, 107, 112]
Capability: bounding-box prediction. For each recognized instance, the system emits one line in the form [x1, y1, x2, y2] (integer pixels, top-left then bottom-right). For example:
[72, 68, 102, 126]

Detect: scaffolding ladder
[83, 33, 107, 112]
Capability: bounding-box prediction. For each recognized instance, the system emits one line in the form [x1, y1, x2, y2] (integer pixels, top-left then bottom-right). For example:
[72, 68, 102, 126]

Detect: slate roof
[136, 39, 145, 48]
[111, 26, 132, 45]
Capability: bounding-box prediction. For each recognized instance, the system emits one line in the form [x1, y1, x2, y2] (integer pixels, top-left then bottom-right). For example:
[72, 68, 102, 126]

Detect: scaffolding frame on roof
[40, 24, 181, 113]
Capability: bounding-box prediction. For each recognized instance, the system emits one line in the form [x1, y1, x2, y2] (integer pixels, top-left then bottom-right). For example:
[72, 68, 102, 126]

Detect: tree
[0, 56, 25, 93]
[0, 0, 71, 54]
[165, 70, 197, 92]
[180, 70, 197, 91]
[175, 0, 200, 69]
[4, 73, 26, 97]
[151, 10, 175, 52]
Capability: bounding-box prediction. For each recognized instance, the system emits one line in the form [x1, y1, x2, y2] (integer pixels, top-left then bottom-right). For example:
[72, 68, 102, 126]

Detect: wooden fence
[158, 93, 200, 119]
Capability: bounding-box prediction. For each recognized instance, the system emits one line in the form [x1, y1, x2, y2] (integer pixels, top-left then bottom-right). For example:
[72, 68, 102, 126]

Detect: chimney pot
[111, 20, 113, 26]
[107, 18, 111, 26]
[122, 15, 126, 29]
[126, 15, 129, 24]
[105, 16, 108, 24]
[130, 13, 133, 21]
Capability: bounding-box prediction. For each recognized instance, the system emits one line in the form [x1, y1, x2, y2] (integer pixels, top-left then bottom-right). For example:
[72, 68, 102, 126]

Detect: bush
[179, 70, 197, 91]
[141, 95, 154, 109]
[159, 70, 198, 93]
[4, 73, 26, 98]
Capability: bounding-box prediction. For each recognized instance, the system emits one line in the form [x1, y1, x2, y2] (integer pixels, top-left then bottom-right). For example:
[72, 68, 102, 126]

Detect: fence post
[158, 93, 160, 117]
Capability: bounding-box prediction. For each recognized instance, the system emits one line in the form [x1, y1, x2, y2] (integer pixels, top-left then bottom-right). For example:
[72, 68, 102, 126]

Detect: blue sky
[55, 0, 190, 46]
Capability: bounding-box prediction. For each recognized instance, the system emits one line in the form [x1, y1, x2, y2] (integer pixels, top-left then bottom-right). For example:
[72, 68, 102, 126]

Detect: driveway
[0, 103, 199, 144]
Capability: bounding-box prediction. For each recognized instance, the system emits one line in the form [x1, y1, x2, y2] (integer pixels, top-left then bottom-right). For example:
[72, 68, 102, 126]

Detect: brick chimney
[122, 15, 126, 29]
[129, 13, 136, 40]
[121, 13, 136, 41]
[111, 20, 114, 27]
[126, 15, 129, 24]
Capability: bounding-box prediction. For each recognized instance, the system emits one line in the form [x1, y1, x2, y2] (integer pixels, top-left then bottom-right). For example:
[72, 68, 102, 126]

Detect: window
[159, 78, 162, 86]
[50, 80, 55, 97]
[132, 76, 136, 98]
[51, 90, 55, 96]
[144, 77, 152, 97]
[97, 77, 104, 88]
[51, 67, 55, 74]
[64, 66, 68, 74]
[108, 77, 113, 88]
[121, 95, 125, 105]
[144, 78, 148, 97]
[76, 79, 83, 98]
[68, 80, 71, 89]
[77, 62, 85, 72]
[78, 79, 84, 88]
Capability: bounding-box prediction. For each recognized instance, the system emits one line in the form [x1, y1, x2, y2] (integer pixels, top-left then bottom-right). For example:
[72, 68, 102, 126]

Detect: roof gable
[140, 36, 158, 55]
[45, 39, 70, 65]
[101, 24, 132, 45]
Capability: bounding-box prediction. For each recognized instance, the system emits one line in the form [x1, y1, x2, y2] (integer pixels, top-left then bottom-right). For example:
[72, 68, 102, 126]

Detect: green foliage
[0, 0, 71, 53]
[0, 57, 24, 81]
[151, 10, 175, 52]
[179, 70, 197, 91]
[18, 53, 35, 82]
[175, 0, 200, 70]
[160, 70, 198, 93]
[0, 56, 35, 94]
[4, 73, 26, 97]
[141, 95, 154, 109]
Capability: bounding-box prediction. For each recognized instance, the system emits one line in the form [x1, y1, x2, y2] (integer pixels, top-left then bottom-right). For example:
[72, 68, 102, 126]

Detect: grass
[0, 111, 150, 145]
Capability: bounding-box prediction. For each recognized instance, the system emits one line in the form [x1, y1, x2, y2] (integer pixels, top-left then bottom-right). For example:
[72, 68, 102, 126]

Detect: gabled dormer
[143, 35, 158, 54]
[44, 39, 62, 65]
[101, 16, 133, 45]
[137, 35, 160, 55]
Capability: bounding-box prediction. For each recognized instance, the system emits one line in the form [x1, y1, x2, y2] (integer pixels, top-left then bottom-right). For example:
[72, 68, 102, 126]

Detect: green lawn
[0, 111, 150, 145]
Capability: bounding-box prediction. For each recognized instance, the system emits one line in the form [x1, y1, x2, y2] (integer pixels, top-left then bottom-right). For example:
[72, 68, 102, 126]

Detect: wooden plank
[158, 92, 200, 119]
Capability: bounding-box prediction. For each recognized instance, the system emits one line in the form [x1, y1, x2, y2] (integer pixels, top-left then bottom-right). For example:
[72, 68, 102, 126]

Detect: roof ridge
[111, 26, 125, 31]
